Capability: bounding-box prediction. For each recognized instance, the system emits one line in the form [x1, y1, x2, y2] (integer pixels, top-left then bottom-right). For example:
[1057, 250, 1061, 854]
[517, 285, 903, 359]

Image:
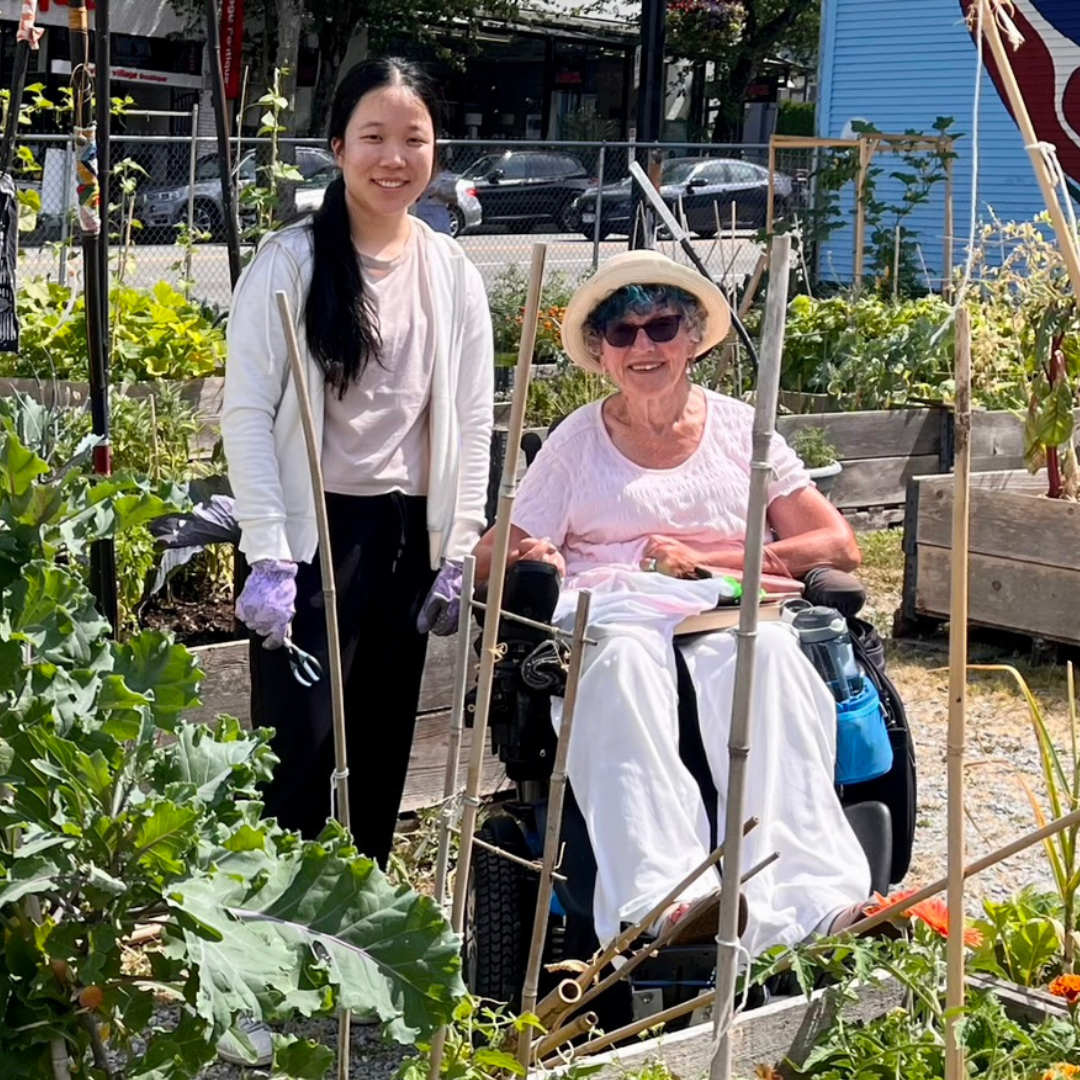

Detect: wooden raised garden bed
[187, 634, 507, 814]
[533, 977, 904, 1079]
[901, 468, 1080, 645]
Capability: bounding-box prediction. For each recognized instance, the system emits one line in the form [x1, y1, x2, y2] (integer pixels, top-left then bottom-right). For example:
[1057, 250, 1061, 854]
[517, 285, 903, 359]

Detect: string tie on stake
[328, 766, 350, 824]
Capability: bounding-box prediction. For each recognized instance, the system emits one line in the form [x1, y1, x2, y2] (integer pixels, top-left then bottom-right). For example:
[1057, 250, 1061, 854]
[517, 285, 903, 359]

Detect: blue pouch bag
[834, 679, 893, 785]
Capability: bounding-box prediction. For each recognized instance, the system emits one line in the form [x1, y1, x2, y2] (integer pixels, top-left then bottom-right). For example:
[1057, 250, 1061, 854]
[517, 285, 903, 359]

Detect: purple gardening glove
[417, 560, 463, 636]
[235, 559, 298, 648]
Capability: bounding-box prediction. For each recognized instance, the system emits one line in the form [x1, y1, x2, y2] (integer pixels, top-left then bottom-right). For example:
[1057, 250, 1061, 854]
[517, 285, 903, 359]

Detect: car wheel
[192, 198, 222, 241]
[557, 200, 579, 233]
[448, 206, 465, 239]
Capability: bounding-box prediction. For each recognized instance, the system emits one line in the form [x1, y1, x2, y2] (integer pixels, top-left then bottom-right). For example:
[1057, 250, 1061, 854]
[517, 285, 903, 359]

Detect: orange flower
[1043, 1065, 1080, 1079]
[862, 890, 983, 947]
[1049, 975, 1080, 1005]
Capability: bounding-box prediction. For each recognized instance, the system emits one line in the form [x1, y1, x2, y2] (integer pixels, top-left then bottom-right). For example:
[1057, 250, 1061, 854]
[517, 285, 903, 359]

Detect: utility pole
[631, 0, 666, 249]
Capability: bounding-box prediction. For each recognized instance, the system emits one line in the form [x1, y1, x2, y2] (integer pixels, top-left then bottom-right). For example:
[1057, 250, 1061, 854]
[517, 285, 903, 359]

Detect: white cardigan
[221, 219, 494, 570]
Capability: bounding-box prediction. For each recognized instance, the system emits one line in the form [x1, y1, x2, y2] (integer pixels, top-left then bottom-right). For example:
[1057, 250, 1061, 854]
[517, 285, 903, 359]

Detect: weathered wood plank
[0, 376, 224, 454]
[187, 639, 508, 811]
[536, 977, 903, 1080]
[777, 409, 941, 460]
[827, 454, 941, 510]
[914, 473, 1080, 571]
[915, 546, 1080, 645]
[402, 709, 509, 814]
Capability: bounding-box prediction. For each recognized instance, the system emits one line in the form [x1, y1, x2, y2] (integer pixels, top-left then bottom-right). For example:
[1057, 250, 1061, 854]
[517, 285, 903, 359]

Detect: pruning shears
[282, 627, 323, 688]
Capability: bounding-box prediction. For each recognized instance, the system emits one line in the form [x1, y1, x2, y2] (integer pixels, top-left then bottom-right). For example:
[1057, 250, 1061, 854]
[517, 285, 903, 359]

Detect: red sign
[39, 0, 98, 9]
[220, 0, 244, 100]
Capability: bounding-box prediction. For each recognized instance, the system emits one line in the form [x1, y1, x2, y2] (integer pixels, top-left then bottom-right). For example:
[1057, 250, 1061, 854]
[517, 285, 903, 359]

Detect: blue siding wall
[817, 0, 1066, 286]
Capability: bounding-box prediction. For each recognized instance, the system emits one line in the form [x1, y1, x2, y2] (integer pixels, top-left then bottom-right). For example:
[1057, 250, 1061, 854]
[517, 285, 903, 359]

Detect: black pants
[249, 492, 436, 866]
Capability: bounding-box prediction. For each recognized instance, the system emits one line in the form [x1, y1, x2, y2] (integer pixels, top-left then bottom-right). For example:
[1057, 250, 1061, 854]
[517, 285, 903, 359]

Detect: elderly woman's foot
[648, 889, 747, 946]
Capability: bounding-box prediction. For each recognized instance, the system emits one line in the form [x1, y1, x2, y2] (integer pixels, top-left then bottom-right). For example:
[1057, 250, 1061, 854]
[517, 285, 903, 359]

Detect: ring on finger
[643, 556, 659, 572]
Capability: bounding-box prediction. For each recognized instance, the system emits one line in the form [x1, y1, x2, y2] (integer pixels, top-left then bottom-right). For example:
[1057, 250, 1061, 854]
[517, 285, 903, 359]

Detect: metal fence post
[58, 135, 74, 287]
[591, 144, 605, 271]
[186, 102, 199, 295]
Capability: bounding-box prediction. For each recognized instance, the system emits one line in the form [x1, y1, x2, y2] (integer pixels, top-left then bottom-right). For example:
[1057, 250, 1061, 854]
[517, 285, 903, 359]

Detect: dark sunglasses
[602, 313, 683, 349]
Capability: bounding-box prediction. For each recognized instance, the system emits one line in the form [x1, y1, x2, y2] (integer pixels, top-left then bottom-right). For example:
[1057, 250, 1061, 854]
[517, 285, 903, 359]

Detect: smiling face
[597, 305, 697, 401]
[331, 83, 436, 228]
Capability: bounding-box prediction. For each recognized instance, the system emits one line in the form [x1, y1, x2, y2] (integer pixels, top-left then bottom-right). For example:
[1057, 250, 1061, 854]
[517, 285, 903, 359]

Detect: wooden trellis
[767, 133, 956, 289]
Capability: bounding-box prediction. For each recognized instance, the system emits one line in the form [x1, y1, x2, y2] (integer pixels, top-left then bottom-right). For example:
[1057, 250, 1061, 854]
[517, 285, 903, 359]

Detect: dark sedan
[461, 150, 592, 233]
[575, 157, 793, 240]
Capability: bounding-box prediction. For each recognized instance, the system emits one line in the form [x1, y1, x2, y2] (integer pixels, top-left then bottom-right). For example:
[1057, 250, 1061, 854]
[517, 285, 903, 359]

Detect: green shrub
[791, 425, 839, 468]
[4, 278, 226, 383]
[776, 100, 816, 138]
[770, 293, 956, 409]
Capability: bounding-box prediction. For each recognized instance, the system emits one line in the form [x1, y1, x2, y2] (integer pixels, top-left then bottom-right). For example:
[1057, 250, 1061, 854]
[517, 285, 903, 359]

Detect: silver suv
[135, 146, 335, 244]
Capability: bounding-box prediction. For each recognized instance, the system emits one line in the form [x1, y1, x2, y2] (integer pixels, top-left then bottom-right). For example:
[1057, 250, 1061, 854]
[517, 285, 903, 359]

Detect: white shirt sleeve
[220, 236, 307, 564]
[445, 260, 495, 558]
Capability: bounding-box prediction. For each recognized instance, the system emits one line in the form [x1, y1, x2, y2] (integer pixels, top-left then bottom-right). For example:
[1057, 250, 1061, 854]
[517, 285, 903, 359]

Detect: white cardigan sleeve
[221, 236, 306, 564]
[445, 260, 495, 560]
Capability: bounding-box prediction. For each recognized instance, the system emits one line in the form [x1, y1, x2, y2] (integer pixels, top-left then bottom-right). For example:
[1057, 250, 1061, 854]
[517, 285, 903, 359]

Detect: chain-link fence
[17, 134, 826, 310]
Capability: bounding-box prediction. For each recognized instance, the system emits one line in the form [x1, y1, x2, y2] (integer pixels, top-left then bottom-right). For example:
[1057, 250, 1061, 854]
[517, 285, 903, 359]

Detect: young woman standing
[222, 58, 492, 866]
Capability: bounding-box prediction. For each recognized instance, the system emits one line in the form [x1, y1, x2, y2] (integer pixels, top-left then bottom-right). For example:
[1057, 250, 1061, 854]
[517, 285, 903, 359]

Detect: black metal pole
[205, 0, 242, 288]
[70, 0, 118, 633]
[631, 0, 666, 249]
[94, 0, 109, 337]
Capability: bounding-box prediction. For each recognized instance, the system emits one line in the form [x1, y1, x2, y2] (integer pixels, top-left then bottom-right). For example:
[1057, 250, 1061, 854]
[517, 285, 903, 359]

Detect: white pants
[555, 620, 872, 956]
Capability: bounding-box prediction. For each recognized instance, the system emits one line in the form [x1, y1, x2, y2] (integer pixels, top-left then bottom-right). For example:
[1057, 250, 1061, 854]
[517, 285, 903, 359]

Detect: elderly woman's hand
[509, 535, 567, 578]
[642, 535, 702, 578]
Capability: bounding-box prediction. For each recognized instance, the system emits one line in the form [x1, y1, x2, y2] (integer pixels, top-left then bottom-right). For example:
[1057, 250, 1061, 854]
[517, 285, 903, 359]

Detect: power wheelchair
[462, 556, 917, 1032]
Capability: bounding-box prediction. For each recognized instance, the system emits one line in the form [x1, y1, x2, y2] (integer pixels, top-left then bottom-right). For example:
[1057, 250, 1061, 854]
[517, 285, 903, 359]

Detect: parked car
[574, 157, 794, 240]
[134, 145, 335, 243]
[462, 150, 591, 233]
[293, 166, 482, 238]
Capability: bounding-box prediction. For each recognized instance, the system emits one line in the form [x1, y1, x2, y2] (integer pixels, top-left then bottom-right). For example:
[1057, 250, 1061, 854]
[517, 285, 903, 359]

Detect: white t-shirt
[512, 387, 810, 581]
[321, 226, 435, 496]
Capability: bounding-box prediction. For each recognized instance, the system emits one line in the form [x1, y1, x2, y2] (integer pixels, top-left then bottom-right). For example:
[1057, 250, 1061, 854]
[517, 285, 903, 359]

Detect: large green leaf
[167, 840, 465, 1044]
[3, 562, 110, 666]
[0, 433, 48, 498]
[1034, 380, 1075, 449]
[152, 719, 273, 808]
[111, 632, 202, 729]
[133, 802, 201, 877]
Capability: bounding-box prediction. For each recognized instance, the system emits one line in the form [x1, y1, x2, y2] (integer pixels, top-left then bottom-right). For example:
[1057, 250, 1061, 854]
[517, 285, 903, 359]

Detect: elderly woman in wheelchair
[472, 250, 902, 967]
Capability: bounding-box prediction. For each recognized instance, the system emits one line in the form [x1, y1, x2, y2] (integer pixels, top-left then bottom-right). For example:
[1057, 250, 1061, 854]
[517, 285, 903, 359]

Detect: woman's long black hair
[304, 57, 440, 397]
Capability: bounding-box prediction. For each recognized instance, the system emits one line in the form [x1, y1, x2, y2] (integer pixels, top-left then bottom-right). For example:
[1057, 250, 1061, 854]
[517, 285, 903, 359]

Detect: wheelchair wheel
[465, 814, 538, 1008]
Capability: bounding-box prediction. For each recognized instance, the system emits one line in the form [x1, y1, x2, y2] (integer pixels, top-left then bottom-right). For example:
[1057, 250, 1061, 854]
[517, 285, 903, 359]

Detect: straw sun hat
[560, 250, 732, 374]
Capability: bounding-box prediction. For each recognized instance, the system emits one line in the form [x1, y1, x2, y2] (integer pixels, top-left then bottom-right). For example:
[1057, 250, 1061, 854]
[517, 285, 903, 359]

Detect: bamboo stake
[533, 818, 759, 1028]
[533, 1011, 599, 1062]
[553, 842, 775, 1036]
[431, 554, 478, 913]
[517, 591, 593, 1067]
[979, 0, 1080, 298]
[853, 138, 871, 289]
[738, 253, 768, 320]
[710, 233, 792, 1080]
[553, 805, 1080, 1071]
[944, 307, 972, 1080]
[428, 244, 547, 1080]
[274, 290, 352, 1080]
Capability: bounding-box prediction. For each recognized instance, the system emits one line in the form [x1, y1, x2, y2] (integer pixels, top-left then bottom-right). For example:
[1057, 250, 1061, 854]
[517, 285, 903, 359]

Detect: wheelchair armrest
[802, 566, 866, 618]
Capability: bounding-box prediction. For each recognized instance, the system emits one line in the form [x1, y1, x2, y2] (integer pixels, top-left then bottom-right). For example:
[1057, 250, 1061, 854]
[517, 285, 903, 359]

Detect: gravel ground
[199, 536, 1070, 1077]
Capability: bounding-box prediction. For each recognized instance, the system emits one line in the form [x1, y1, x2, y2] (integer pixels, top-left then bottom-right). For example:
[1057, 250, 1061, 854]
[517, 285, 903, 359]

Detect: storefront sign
[220, 0, 244, 100]
[51, 60, 203, 90]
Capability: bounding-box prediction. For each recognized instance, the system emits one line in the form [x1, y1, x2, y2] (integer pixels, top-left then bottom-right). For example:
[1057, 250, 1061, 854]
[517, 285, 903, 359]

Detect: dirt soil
[139, 592, 239, 647]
